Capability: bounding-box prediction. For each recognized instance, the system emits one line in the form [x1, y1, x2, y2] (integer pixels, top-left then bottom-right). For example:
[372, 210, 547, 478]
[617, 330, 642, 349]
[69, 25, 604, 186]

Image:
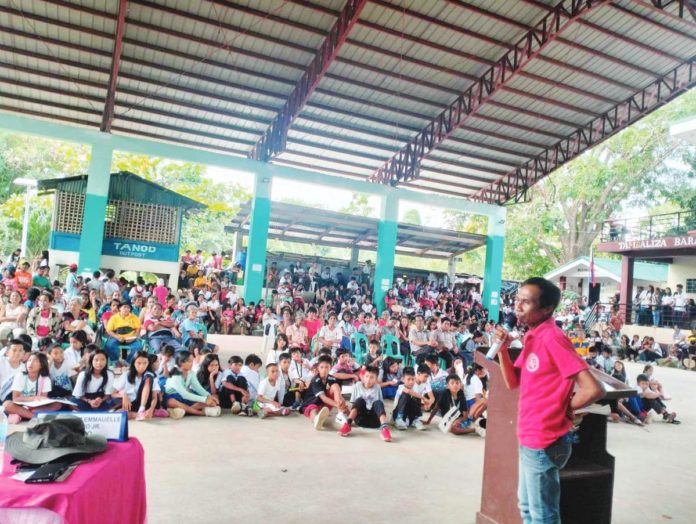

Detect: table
[0, 438, 146, 524]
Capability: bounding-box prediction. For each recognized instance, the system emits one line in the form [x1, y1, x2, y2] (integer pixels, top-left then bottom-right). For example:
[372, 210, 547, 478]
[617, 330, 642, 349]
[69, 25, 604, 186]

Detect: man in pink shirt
[497, 277, 603, 524]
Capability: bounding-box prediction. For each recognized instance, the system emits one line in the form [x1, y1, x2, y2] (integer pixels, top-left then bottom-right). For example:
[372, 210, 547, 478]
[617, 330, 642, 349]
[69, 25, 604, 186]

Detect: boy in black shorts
[302, 355, 349, 430]
[338, 365, 392, 442]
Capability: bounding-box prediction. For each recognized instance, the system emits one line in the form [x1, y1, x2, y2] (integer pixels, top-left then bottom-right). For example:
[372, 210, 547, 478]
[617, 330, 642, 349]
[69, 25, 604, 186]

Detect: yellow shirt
[194, 276, 208, 288]
[106, 313, 141, 338]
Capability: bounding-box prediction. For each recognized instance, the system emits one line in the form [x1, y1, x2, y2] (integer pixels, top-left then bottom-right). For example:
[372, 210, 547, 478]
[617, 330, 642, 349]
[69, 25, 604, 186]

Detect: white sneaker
[335, 411, 348, 426]
[167, 408, 185, 420]
[644, 410, 657, 424]
[395, 417, 408, 430]
[313, 407, 330, 430]
[413, 419, 425, 431]
[231, 402, 242, 415]
[474, 419, 486, 438]
[204, 406, 221, 417]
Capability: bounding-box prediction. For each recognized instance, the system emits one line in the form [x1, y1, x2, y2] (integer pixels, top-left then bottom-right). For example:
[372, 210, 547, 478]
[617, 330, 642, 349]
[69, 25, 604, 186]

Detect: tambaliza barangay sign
[616, 235, 696, 251]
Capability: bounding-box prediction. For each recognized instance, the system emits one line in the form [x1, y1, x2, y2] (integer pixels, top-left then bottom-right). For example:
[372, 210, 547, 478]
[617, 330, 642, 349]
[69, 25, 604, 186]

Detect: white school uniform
[72, 371, 114, 397]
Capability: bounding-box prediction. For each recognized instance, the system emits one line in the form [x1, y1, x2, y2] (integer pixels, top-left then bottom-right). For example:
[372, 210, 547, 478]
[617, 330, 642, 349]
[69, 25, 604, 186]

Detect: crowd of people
[0, 248, 687, 439]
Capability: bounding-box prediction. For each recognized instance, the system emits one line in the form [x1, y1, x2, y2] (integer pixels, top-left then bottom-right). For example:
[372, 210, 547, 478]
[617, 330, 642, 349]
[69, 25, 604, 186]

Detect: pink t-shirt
[153, 286, 168, 307]
[304, 319, 323, 341]
[514, 317, 588, 449]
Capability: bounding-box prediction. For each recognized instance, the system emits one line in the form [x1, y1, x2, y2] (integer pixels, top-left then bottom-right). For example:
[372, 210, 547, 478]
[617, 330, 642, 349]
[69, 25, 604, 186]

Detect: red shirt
[514, 317, 588, 449]
[304, 318, 323, 341]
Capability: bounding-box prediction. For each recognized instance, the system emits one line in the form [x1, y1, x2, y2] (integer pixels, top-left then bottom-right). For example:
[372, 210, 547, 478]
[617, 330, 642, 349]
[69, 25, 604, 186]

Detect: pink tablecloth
[0, 438, 146, 524]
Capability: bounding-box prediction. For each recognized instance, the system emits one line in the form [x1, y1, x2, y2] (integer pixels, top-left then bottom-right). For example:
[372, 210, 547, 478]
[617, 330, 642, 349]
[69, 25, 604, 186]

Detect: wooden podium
[475, 351, 635, 524]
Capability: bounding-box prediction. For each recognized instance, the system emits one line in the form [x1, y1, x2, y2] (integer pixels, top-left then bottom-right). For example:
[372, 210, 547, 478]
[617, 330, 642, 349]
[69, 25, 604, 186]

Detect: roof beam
[371, 0, 610, 187]
[101, 0, 128, 132]
[248, 0, 366, 161]
[473, 56, 696, 204]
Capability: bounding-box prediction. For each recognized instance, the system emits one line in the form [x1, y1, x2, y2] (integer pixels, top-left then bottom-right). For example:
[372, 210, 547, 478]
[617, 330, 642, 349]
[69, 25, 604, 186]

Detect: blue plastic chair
[350, 332, 369, 364]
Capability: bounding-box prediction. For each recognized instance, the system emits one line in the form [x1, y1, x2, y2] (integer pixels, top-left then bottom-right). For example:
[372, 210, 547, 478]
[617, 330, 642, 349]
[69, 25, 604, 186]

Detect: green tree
[339, 193, 375, 217]
[401, 208, 422, 225]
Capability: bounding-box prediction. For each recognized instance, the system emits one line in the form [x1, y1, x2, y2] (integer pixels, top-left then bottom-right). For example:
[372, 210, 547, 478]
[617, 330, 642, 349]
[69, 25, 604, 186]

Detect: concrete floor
[12, 335, 694, 523]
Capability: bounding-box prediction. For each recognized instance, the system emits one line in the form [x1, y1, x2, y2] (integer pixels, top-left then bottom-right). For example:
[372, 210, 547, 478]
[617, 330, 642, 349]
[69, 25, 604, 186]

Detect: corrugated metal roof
[0, 0, 693, 201]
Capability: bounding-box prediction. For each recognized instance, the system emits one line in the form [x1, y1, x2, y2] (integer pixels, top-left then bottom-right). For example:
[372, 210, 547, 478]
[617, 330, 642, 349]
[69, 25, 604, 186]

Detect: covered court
[1, 1, 696, 522]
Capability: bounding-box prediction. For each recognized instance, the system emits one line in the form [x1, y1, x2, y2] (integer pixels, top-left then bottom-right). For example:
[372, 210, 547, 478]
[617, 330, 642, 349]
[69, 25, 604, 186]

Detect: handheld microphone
[485, 329, 519, 360]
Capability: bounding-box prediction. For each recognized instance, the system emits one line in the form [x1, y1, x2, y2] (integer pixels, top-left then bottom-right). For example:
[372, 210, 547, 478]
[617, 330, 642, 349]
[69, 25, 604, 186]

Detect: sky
[206, 165, 452, 225]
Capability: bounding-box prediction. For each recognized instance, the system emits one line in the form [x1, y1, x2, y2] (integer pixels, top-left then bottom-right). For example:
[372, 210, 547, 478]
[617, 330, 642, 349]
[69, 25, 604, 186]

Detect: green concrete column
[373, 191, 398, 314]
[482, 209, 507, 321]
[243, 172, 272, 304]
[78, 139, 113, 273]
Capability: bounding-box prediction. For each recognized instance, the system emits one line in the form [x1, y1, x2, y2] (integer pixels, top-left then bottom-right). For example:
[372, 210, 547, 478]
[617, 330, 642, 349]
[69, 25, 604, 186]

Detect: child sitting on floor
[425, 354, 448, 393]
[240, 354, 263, 414]
[0, 340, 27, 403]
[338, 365, 392, 442]
[330, 348, 360, 388]
[256, 363, 291, 418]
[636, 373, 679, 424]
[48, 343, 76, 399]
[116, 351, 167, 420]
[217, 355, 250, 415]
[3, 352, 63, 423]
[164, 350, 220, 419]
[393, 365, 434, 431]
[378, 357, 402, 400]
[72, 349, 119, 412]
[301, 355, 350, 430]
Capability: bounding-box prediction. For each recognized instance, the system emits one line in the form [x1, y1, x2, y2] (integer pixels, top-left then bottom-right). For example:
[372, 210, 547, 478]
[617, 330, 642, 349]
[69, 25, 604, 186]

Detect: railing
[599, 209, 694, 243]
[582, 302, 695, 331]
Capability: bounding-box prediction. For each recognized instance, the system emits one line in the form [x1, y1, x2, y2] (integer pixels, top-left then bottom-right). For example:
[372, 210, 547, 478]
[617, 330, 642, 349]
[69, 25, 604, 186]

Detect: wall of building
[667, 256, 696, 298]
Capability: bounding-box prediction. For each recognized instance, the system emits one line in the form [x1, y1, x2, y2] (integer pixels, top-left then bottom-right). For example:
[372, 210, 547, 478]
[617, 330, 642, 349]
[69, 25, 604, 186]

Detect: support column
[373, 191, 398, 314]
[349, 246, 359, 268]
[243, 173, 272, 304]
[447, 256, 457, 287]
[78, 139, 113, 273]
[232, 231, 244, 265]
[482, 208, 506, 322]
[619, 256, 634, 324]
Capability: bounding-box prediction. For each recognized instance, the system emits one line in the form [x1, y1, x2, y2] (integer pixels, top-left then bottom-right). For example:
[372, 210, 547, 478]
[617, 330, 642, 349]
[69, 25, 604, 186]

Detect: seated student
[363, 339, 383, 368]
[155, 344, 177, 386]
[393, 365, 434, 431]
[378, 357, 402, 400]
[276, 352, 297, 408]
[301, 354, 350, 431]
[116, 351, 168, 420]
[424, 354, 448, 394]
[317, 312, 343, 355]
[240, 354, 263, 414]
[642, 364, 669, 400]
[105, 302, 143, 363]
[330, 348, 360, 388]
[3, 353, 63, 424]
[595, 345, 616, 374]
[426, 374, 476, 435]
[196, 354, 221, 398]
[256, 363, 291, 418]
[217, 355, 250, 415]
[48, 343, 77, 399]
[0, 340, 27, 403]
[288, 347, 311, 405]
[266, 334, 289, 366]
[72, 349, 120, 412]
[338, 365, 392, 442]
[164, 350, 221, 419]
[463, 364, 486, 410]
[65, 330, 88, 375]
[635, 373, 679, 424]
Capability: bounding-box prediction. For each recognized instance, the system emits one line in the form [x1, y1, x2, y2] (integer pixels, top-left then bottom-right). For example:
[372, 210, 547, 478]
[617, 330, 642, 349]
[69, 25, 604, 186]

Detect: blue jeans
[104, 337, 143, 362]
[518, 437, 572, 524]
